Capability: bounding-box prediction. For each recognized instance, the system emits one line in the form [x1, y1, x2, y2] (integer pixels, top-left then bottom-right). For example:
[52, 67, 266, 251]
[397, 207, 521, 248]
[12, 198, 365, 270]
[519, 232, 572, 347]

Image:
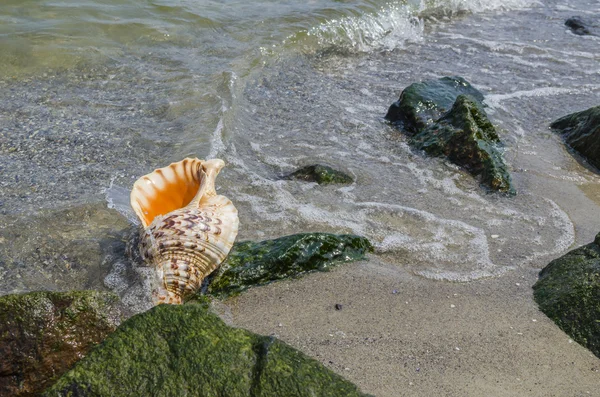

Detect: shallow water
[1, 0, 599, 299]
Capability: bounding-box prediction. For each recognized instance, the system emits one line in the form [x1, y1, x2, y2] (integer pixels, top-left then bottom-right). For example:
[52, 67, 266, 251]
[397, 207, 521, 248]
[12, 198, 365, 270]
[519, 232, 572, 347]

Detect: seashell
[130, 158, 239, 305]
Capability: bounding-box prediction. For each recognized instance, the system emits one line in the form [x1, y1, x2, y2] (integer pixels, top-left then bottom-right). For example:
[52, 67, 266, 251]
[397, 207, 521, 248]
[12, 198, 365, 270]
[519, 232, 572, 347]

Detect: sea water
[0, 0, 599, 296]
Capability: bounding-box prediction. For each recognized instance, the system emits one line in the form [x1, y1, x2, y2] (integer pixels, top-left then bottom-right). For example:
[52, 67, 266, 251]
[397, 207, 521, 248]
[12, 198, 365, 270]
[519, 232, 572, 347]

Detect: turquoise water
[1, 0, 599, 295]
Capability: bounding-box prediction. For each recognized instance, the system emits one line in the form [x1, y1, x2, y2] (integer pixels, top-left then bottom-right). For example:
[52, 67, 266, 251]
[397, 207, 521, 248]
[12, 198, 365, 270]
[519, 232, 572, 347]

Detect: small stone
[491, 234, 500, 239]
[392, 289, 398, 294]
[335, 303, 343, 311]
[450, 304, 456, 308]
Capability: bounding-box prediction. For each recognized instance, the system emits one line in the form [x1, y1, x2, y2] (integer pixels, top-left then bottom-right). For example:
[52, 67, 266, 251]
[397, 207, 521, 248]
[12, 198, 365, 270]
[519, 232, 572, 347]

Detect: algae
[207, 233, 373, 298]
[283, 164, 353, 185]
[533, 233, 600, 358]
[0, 290, 122, 397]
[44, 304, 371, 396]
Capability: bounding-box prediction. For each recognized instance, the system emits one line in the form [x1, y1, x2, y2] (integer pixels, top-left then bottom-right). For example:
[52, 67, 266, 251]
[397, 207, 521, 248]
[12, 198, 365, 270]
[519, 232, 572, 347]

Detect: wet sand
[225, 257, 600, 396]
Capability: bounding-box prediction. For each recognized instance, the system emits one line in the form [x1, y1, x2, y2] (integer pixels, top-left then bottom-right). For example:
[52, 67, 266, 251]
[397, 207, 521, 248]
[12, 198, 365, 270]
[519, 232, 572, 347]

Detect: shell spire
[130, 158, 239, 304]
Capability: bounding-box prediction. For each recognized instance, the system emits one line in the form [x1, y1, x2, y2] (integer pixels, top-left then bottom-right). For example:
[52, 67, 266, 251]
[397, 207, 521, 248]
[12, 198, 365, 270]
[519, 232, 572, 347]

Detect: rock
[283, 164, 353, 185]
[410, 95, 515, 193]
[385, 76, 484, 134]
[565, 16, 599, 36]
[0, 291, 123, 397]
[533, 233, 600, 358]
[550, 105, 600, 171]
[385, 77, 514, 194]
[44, 303, 371, 397]
[207, 233, 373, 298]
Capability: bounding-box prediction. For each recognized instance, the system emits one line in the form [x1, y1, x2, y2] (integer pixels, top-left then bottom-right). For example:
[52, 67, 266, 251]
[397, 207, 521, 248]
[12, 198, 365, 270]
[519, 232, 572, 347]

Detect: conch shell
[130, 158, 239, 304]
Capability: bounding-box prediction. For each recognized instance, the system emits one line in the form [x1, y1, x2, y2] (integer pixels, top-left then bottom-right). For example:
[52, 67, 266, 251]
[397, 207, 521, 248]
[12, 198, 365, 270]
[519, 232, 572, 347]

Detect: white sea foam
[103, 177, 140, 226]
[305, 3, 424, 52]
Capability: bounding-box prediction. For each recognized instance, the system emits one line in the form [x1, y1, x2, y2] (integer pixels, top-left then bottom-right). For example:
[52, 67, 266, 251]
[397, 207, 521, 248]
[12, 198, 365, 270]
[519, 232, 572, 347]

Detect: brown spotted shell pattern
[130, 158, 239, 304]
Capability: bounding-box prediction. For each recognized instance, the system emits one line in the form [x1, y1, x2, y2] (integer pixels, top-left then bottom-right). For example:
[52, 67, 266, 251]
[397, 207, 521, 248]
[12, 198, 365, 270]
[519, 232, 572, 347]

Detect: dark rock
[410, 95, 515, 194]
[284, 164, 353, 185]
[207, 233, 373, 298]
[385, 76, 484, 134]
[533, 233, 600, 358]
[565, 16, 599, 36]
[550, 105, 600, 171]
[44, 303, 371, 396]
[335, 303, 343, 311]
[385, 77, 514, 194]
[0, 291, 123, 397]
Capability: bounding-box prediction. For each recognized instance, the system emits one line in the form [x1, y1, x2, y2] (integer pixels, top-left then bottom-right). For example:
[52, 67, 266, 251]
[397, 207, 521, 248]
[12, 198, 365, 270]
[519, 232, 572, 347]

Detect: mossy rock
[283, 164, 353, 185]
[385, 76, 514, 194]
[0, 291, 123, 396]
[533, 233, 600, 358]
[385, 76, 484, 134]
[551, 105, 600, 171]
[44, 304, 371, 397]
[207, 233, 373, 299]
[410, 95, 515, 194]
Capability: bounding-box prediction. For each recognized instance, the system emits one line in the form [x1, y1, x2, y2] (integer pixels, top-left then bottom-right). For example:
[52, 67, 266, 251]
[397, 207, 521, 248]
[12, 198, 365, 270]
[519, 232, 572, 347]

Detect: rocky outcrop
[0, 291, 123, 396]
[385, 76, 484, 134]
[533, 233, 600, 358]
[44, 303, 371, 396]
[208, 233, 373, 298]
[551, 105, 600, 171]
[385, 77, 514, 194]
[283, 164, 353, 185]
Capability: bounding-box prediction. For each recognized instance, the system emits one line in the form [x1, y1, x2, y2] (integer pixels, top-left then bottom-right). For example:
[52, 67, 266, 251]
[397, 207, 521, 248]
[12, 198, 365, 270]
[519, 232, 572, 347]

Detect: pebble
[335, 303, 343, 311]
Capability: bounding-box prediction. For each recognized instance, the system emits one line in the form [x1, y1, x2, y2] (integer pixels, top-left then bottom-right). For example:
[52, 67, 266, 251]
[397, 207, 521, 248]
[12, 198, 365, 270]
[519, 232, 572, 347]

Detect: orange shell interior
[130, 158, 204, 227]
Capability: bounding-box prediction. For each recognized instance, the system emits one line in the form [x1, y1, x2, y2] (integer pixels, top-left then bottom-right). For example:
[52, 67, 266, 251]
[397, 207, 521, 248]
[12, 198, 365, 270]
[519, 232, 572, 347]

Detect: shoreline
[226, 257, 600, 396]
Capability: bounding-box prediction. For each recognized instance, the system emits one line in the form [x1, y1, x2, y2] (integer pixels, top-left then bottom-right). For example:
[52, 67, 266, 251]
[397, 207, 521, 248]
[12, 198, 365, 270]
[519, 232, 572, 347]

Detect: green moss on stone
[410, 95, 515, 194]
[284, 164, 353, 185]
[385, 76, 484, 134]
[533, 233, 600, 358]
[0, 291, 122, 397]
[551, 105, 600, 171]
[207, 233, 373, 299]
[385, 77, 514, 194]
[44, 304, 371, 397]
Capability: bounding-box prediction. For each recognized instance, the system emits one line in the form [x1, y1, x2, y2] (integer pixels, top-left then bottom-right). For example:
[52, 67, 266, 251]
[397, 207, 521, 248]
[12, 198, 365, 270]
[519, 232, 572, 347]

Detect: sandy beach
[226, 256, 599, 396]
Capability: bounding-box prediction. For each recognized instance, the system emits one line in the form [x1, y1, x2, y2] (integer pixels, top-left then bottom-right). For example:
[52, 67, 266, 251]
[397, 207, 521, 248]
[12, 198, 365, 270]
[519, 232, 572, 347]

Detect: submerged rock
[385, 76, 484, 134]
[565, 16, 599, 36]
[550, 105, 600, 171]
[283, 164, 353, 185]
[44, 304, 371, 396]
[207, 233, 373, 298]
[385, 77, 514, 194]
[533, 233, 600, 358]
[0, 291, 123, 397]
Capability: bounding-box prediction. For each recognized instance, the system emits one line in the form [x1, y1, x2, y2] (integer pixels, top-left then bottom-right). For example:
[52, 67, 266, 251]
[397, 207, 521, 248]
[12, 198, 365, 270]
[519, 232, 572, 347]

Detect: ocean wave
[283, 0, 539, 54]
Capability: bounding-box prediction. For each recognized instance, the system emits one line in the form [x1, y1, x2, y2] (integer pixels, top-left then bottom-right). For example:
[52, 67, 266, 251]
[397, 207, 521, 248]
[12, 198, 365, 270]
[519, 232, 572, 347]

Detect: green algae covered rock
[385, 76, 484, 134]
[44, 303, 371, 397]
[0, 291, 123, 397]
[411, 95, 515, 194]
[284, 164, 354, 185]
[208, 233, 373, 298]
[533, 233, 600, 358]
[385, 76, 514, 194]
[551, 105, 600, 171]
